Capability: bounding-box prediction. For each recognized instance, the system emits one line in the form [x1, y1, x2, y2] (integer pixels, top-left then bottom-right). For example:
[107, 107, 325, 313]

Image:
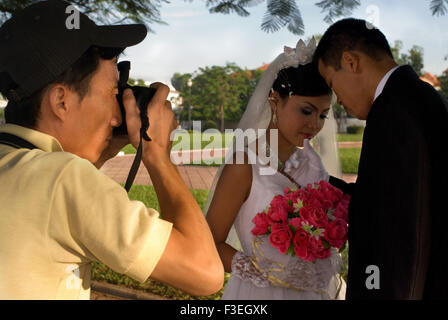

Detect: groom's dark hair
[313, 18, 394, 70]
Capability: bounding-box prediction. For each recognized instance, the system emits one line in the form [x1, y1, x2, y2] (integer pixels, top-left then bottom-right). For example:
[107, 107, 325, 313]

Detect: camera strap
[0, 132, 38, 150]
[124, 116, 151, 193]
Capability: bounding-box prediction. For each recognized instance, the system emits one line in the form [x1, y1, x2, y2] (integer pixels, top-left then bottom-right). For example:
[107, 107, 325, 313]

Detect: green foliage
[332, 103, 345, 119]
[391, 40, 424, 76]
[346, 126, 364, 134]
[430, 0, 448, 16]
[1, 1, 445, 36]
[128, 78, 148, 86]
[207, 0, 361, 35]
[0, 0, 169, 33]
[438, 70, 448, 101]
[171, 72, 193, 93]
[315, 0, 360, 24]
[176, 63, 262, 132]
[209, 0, 446, 35]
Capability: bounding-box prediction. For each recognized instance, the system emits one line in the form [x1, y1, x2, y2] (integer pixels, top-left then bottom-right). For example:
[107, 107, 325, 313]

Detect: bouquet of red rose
[251, 181, 350, 263]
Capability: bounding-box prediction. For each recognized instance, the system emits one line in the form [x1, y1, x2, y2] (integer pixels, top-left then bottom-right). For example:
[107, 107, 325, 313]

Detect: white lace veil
[203, 39, 341, 249]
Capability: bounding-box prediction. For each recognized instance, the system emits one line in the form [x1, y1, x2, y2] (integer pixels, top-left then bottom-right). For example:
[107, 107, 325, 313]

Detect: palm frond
[208, 0, 250, 17]
[315, 0, 361, 24]
[261, 0, 304, 35]
[287, 7, 304, 35]
[430, 0, 448, 16]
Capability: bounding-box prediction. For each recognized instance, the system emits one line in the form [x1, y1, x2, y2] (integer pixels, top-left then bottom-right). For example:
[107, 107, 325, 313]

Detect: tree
[438, 69, 448, 101]
[173, 63, 262, 132]
[391, 40, 424, 76]
[0, 0, 168, 33]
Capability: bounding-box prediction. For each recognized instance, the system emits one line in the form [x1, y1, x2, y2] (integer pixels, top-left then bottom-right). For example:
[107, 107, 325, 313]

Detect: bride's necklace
[265, 142, 302, 188]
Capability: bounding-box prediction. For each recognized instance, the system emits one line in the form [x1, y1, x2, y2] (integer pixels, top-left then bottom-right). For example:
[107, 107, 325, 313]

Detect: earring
[272, 109, 278, 125]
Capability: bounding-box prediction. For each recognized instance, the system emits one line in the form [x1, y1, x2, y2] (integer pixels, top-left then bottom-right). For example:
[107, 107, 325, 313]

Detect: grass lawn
[339, 148, 362, 174]
[336, 133, 363, 142]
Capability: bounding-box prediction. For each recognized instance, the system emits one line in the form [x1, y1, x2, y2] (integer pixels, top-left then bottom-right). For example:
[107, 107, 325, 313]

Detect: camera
[113, 61, 156, 139]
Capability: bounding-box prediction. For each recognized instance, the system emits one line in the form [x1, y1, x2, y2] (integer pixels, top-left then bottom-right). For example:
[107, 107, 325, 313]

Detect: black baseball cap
[0, 0, 147, 101]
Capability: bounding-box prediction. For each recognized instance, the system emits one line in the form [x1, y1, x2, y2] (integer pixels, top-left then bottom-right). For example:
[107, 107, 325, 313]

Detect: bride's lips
[302, 133, 312, 139]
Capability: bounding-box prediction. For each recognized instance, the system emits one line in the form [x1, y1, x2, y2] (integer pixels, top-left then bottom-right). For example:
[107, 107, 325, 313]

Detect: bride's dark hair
[272, 62, 331, 99]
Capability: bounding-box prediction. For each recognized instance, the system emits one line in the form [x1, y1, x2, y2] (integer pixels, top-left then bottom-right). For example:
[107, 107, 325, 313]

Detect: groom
[314, 18, 448, 299]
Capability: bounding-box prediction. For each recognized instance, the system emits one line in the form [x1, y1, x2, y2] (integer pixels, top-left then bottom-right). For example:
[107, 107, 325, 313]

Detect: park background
[0, 0, 447, 299]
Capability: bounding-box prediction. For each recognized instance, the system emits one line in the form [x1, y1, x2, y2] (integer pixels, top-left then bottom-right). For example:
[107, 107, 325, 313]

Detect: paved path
[100, 154, 357, 190]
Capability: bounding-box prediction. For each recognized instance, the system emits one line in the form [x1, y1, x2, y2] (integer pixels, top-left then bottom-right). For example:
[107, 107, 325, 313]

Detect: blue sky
[121, 0, 448, 87]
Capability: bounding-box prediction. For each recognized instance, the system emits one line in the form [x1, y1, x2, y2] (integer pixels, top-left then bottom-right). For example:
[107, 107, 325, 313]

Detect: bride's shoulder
[222, 151, 253, 174]
[219, 152, 253, 201]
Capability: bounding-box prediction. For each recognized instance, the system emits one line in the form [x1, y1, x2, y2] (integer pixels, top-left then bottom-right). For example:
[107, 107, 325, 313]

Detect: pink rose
[251, 212, 271, 236]
[267, 195, 289, 223]
[269, 224, 293, 254]
[299, 206, 328, 228]
[308, 237, 331, 260]
[292, 229, 315, 262]
[324, 219, 348, 249]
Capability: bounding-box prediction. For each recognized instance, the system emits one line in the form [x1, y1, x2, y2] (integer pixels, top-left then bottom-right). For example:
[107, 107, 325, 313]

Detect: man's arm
[329, 175, 355, 195]
[122, 85, 224, 297]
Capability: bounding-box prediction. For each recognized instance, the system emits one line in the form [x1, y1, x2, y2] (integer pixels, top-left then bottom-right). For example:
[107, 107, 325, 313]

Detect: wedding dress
[221, 146, 346, 300]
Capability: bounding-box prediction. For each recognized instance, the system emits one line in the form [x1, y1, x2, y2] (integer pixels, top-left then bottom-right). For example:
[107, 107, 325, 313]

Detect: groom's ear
[341, 51, 361, 74]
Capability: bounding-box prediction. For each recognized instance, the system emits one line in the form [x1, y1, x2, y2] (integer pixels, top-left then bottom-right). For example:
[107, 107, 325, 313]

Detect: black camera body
[113, 61, 155, 138]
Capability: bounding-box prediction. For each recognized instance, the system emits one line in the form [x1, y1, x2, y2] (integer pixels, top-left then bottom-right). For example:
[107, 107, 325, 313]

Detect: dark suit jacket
[331, 65, 448, 299]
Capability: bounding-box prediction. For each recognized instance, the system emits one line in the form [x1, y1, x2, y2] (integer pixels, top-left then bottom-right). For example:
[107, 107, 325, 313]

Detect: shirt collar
[0, 124, 64, 152]
[374, 65, 401, 102]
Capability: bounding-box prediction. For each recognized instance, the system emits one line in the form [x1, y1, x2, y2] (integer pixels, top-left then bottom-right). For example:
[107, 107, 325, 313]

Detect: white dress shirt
[373, 65, 401, 102]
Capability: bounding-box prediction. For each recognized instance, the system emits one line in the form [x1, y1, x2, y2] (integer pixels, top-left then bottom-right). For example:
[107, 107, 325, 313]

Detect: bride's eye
[301, 108, 312, 116]
[320, 113, 329, 120]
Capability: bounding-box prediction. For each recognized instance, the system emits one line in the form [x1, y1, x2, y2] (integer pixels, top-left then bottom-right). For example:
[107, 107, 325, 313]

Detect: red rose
[251, 212, 271, 236]
[269, 224, 292, 254]
[308, 237, 331, 260]
[289, 217, 303, 230]
[299, 206, 328, 228]
[292, 229, 315, 261]
[267, 195, 289, 223]
[333, 202, 349, 222]
[324, 219, 348, 249]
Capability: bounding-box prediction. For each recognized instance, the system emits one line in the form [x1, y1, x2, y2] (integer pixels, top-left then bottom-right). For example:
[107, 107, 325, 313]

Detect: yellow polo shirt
[0, 124, 172, 299]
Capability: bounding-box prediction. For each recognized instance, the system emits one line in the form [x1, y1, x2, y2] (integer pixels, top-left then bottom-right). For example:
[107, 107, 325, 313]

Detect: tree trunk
[219, 105, 225, 133]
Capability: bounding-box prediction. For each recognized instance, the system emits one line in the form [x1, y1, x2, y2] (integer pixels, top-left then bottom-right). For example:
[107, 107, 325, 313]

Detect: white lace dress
[222, 147, 346, 300]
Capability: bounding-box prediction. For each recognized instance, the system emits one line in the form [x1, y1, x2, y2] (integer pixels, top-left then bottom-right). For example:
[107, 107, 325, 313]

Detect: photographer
[0, 0, 223, 299]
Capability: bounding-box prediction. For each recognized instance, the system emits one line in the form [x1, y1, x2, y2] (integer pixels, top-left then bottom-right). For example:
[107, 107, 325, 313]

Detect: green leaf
[286, 244, 296, 256]
[322, 239, 330, 249]
[339, 241, 347, 253]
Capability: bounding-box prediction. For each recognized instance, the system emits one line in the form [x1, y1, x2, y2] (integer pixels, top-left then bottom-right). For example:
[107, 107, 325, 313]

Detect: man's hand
[122, 83, 178, 159]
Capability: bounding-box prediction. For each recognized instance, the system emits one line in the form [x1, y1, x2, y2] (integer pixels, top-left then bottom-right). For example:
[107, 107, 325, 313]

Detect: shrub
[203, 119, 218, 131]
[346, 126, 364, 134]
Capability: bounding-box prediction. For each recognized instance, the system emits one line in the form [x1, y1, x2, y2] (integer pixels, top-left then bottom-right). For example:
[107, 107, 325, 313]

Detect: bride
[205, 39, 347, 300]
